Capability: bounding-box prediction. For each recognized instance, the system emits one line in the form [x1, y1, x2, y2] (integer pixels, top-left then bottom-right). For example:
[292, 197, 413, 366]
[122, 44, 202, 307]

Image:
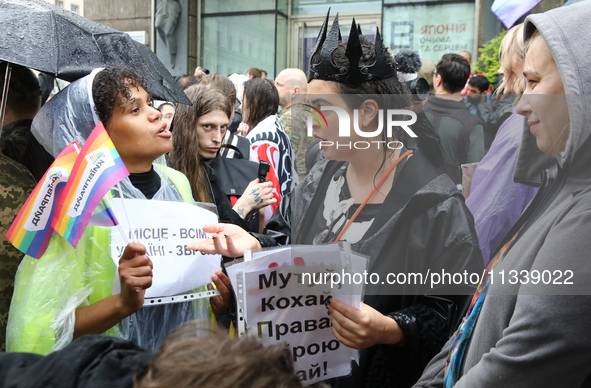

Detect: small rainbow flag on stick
[51, 122, 129, 247]
[6, 142, 80, 259]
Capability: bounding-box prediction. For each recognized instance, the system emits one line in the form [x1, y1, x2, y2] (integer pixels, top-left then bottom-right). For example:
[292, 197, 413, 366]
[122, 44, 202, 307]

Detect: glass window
[203, 0, 275, 14]
[71, 5, 79, 14]
[384, 0, 458, 4]
[275, 15, 288, 79]
[383, 2, 475, 64]
[202, 14, 276, 77]
[277, 0, 289, 15]
[55, 1, 64, 8]
[292, 0, 381, 16]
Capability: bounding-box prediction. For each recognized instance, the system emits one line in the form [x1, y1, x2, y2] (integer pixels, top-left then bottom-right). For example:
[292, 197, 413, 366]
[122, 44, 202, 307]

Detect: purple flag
[491, 0, 542, 28]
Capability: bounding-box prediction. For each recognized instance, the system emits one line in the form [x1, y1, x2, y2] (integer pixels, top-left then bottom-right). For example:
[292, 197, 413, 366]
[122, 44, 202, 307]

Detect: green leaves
[473, 29, 508, 85]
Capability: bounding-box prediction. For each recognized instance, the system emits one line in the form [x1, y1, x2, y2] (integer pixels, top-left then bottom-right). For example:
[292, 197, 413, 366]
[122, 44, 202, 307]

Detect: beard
[467, 94, 483, 104]
[278, 94, 291, 107]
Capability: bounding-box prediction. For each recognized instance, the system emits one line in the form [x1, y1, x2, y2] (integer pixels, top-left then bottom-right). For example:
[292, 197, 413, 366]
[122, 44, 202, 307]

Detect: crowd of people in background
[1, 1, 591, 387]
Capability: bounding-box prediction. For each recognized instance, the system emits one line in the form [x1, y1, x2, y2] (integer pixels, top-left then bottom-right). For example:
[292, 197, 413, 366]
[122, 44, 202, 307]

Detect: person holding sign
[191, 11, 483, 388]
[7, 66, 232, 354]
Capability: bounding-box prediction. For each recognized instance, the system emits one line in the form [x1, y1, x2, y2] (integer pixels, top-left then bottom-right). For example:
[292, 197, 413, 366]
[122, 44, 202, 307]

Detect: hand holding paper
[118, 241, 153, 314]
[188, 223, 261, 257]
[208, 270, 234, 315]
[327, 300, 403, 349]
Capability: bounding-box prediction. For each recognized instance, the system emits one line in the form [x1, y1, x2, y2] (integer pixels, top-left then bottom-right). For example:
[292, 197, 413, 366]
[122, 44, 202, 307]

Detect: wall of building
[45, 0, 84, 15]
[79, 0, 569, 79]
[84, 0, 152, 46]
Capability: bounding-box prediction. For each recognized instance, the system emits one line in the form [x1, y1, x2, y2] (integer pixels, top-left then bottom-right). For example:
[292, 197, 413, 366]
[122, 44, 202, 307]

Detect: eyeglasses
[432, 71, 439, 76]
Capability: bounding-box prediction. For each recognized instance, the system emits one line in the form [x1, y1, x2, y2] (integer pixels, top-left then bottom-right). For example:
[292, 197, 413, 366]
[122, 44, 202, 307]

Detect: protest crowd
[1, 0, 591, 387]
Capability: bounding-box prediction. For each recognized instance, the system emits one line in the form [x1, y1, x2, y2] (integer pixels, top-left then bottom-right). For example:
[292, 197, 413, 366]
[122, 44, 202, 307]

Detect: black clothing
[261, 148, 483, 387]
[0, 119, 54, 181]
[0, 335, 151, 388]
[205, 163, 250, 231]
[129, 167, 162, 199]
[423, 97, 485, 184]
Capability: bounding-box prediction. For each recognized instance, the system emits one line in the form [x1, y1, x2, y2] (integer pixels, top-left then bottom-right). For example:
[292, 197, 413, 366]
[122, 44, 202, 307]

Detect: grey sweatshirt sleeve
[454, 295, 591, 388]
[416, 205, 591, 388]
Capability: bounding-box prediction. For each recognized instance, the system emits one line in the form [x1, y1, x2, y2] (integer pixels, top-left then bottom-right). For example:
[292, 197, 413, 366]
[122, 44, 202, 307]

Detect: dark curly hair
[92, 66, 150, 125]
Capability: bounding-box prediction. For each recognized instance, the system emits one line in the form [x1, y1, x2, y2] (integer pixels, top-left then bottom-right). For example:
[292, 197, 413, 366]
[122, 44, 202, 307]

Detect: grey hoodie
[414, 2, 591, 387]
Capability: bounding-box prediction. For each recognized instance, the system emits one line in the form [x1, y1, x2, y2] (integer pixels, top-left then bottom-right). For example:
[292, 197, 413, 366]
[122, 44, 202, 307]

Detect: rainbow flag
[51, 122, 129, 247]
[89, 199, 118, 227]
[5, 142, 80, 259]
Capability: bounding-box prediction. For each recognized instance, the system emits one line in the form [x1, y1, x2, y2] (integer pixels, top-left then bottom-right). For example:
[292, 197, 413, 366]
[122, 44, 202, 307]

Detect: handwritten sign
[110, 199, 220, 298]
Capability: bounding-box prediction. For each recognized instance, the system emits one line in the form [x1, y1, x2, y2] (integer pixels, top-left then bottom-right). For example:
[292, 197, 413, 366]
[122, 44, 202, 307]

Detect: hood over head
[31, 69, 103, 158]
[523, 2, 591, 171]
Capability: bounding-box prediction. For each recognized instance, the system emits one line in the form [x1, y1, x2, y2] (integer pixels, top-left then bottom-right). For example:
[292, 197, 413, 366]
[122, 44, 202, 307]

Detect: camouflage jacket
[279, 103, 313, 181]
[0, 120, 54, 181]
[0, 154, 35, 351]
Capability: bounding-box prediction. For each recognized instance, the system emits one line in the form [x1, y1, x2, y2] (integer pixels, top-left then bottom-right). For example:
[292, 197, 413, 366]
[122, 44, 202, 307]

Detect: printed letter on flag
[6, 142, 79, 259]
[51, 122, 129, 247]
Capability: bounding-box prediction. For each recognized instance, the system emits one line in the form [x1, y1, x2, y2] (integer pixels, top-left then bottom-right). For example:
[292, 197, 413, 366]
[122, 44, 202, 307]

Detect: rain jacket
[465, 112, 539, 264]
[6, 70, 210, 354]
[260, 147, 484, 387]
[414, 3, 591, 387]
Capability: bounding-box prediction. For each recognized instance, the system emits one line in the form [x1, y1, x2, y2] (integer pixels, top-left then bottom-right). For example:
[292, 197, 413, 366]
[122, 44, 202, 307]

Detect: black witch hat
[307, 10, 396, 87]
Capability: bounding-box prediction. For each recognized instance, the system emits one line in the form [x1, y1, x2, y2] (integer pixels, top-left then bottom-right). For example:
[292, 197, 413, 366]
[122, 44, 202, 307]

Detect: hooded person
[191, 12, 483, 388]
[414, 2, 591, 387]
[6, 67, 231, 354]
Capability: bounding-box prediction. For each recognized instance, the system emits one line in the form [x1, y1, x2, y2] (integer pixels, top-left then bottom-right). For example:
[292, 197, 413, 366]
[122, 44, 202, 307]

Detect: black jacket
[423, 97, 485, 184]
[259, 148, 483, 387]
[0, 336, 151, 388]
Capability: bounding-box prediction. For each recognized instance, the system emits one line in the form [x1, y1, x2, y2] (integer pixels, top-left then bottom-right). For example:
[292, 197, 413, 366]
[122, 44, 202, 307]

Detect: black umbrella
[0, 0, 190, 105]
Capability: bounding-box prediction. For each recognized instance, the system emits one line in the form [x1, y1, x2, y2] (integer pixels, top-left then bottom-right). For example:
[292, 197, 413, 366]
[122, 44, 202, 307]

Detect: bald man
[458, 50, 472, 65]
[274, 68, 311, 181]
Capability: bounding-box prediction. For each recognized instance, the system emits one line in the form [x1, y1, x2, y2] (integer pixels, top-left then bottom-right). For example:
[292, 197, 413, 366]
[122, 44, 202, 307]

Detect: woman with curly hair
[7, 66, 232, 354]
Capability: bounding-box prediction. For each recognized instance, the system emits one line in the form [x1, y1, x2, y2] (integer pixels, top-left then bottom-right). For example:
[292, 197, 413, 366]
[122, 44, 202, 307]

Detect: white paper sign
[233, 244, 367, 385]
[110, 199, 221, 298]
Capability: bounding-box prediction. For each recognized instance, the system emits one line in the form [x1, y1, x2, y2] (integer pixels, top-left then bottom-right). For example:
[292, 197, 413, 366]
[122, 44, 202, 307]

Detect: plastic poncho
[7, 69, 212, 354]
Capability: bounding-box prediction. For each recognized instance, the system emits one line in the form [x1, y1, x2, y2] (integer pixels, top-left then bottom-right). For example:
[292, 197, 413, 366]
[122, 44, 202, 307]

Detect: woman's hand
[237, 122, 250, 136]
[188, 223, 261, 257]
[327, 299, 404, 349]
[208, 269, 234, 315]
[118, 242, 153, 315]
[233, 179, 276, 218]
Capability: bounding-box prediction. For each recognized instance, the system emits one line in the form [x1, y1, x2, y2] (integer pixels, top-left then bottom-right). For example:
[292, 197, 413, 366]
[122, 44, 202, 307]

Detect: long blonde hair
[497, 23, 524, 95]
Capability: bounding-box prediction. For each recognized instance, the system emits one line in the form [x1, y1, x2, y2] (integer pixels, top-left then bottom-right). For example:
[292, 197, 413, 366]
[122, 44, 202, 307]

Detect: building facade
[84, 0, 566, 79]
[45, 0, 84, 15]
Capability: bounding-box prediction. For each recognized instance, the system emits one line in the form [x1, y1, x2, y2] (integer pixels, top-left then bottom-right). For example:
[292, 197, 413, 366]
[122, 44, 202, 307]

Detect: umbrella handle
[0, 63, 12, 133]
